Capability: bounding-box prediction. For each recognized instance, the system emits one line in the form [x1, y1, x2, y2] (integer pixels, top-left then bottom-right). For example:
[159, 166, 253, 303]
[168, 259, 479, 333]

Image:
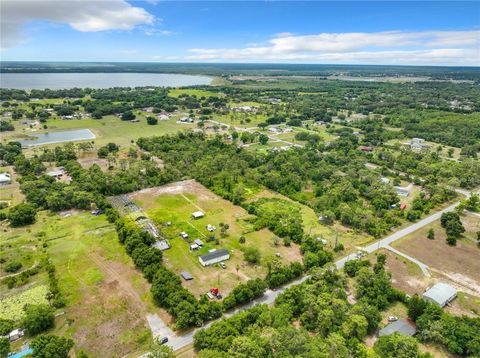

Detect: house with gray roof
[198, 249, 230, 267]
[379, 319, 416, 337]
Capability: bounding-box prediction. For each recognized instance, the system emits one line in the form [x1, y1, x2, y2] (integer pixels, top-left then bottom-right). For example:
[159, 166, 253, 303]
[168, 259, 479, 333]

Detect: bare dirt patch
[77, 153, 109, 171]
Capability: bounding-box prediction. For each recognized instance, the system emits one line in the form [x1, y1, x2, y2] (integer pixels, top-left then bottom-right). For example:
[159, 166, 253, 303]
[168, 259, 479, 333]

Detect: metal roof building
[379, 319, 417, 337]
[423, 283, 457, 307]
[181, 271, 193, 280]
[199, 249, 230, 267]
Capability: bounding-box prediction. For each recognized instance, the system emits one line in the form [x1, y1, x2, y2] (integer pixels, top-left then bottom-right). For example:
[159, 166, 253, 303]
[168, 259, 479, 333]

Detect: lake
[0, 73, 212, 89]
[19, 129, 96, 147]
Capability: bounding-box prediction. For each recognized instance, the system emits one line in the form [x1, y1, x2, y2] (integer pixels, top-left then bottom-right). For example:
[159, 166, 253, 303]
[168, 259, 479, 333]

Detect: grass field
[128, 180, 302, 297]
[168, 88, 221, 98]
[246, 188, 373, 258]
[1, 210, 161, 356]
[3, 114, 189, 149]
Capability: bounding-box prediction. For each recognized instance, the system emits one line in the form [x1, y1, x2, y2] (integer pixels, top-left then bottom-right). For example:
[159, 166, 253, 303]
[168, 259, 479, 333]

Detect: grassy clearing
[4, 114, 189, 149]
[247, 188, 373, 257]
[168, 88, 220, 98]
[129, 180, 302, 297]
[1, 210, 158, 356]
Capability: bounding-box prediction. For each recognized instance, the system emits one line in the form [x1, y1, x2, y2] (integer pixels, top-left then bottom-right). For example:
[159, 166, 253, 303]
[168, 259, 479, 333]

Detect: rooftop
[379, 319, 416, 337]
[423, 283, 457, 307]
[199, 248, 229, 262]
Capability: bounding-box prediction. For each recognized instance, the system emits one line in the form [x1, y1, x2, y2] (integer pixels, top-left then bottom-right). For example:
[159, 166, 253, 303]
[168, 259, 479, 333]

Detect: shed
[192, 211, 205, 219]
[0, 172, 11, 185]
[194, 239, 204, 247]
[379, 319, 416, 337]
[199, 249, 230, 267]
[181, 271, 193, 281]
[423, 283, 457, 307]
[190, 244, 199, 251]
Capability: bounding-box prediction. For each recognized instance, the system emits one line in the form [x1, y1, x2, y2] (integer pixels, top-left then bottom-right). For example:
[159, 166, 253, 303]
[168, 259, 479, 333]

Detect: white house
[198, 249, 230, 266]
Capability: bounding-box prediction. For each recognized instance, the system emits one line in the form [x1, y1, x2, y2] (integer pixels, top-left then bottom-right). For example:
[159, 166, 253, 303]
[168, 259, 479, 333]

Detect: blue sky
[1, 1, 479, 65]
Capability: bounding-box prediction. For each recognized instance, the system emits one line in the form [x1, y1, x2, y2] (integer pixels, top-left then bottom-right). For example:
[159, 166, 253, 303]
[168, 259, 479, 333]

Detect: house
[181, 271, 193, 281]
[191, 211, 205, 219]
[395, 186, 410, 197]
[8, 328, 25, 341]
[0, 172, 12, 185]
[359, 146, 373, 152]
[198, 249, 230, 267]
[46, 167, 64, 179]
[158, 114, 170, 121]
[404, 138, 430, 152]
[423, 283, 457, 307]
[178, 117, 194, 124]
[379, 319, 416, 337]
[268, 127, 283, 133]
[194, 239, 204, 247]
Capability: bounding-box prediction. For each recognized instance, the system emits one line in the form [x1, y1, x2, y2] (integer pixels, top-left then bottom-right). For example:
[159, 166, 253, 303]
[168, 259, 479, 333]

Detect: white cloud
[186, 30, 480, 66]
[1, 0, 154, 48]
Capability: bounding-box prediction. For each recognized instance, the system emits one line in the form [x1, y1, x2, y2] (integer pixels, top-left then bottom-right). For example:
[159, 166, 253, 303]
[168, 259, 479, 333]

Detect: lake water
[19, 129, 96, 147]
[0, 73, 212, 89]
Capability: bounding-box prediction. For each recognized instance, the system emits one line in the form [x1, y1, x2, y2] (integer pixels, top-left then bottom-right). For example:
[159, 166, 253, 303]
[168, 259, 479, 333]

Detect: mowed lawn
[5, 115, 188, 149]
[129, 180, 302, 297]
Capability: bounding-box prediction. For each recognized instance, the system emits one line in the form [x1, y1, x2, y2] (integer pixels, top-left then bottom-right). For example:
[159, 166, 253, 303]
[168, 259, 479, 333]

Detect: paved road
[158, 189, 477, 353]
[136, 187, 478, 356]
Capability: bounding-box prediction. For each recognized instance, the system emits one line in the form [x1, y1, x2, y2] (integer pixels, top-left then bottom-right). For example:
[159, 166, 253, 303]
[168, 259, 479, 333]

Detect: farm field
[127, 180, 302, 297]
[0, 210, 161, 357]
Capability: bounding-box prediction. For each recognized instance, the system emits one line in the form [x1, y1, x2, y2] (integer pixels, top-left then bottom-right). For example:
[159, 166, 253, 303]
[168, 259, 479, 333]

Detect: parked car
[91, 209, 104, 216]
[388, 316, 398, 322]
[220, 262, 227, 269]
[159, 336, 169, 344]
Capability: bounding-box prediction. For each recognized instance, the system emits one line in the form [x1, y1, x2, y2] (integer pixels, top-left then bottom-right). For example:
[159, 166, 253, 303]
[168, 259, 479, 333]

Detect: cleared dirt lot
[393, 213, 480, 297]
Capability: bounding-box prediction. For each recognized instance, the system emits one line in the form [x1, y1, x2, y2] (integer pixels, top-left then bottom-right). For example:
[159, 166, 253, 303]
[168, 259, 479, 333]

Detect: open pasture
[128, 180, 302, 297]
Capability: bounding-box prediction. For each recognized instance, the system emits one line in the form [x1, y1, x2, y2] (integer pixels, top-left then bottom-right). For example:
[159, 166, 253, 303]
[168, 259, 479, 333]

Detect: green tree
[7, 203, 37, 227]
[121, 110, 136, 121]
[243, 247, 261, 264]
[374, 333, 420, 358]
[407, 294, 427, 322]
[22, 304, 55, 335]
[427, 228, 435, 240]
[147, 116, 158, 125]
[0, 337, 9, 358]
[259, 134, 269, 145]
[31, 334, 74, 358]
[148, 339, 175, 358]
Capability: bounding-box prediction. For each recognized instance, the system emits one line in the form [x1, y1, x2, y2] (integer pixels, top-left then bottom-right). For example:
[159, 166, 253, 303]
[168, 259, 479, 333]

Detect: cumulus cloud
[186, 30, 480, 66]
[1, 0, 154, 48]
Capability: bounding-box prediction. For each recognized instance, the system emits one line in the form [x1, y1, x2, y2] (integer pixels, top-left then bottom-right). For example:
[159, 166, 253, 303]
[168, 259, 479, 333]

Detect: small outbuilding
[379, 319, 416, 337]
[181, 271, 193, 281]
[0, 172, 12, 185]
[199, 249, 230, 267]
[423, 283, 457, 307]
[194, 239, 204, 247]
[192, 211, 205, 219]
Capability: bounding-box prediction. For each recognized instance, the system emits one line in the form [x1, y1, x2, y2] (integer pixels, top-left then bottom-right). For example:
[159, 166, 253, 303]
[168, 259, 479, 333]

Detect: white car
[206, 224, 216, 232]
[388, 316, 398, 322]
[179, 232, 189, 239]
